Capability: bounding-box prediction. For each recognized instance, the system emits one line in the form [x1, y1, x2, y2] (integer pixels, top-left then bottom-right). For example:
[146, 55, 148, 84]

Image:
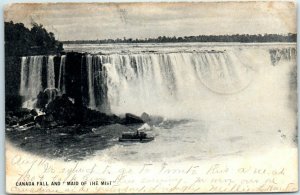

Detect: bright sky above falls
[4, 1, 296, 41]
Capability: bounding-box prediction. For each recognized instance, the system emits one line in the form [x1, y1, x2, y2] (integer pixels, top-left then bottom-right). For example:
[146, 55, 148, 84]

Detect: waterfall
[20, 57, 28, 96]
[85, 55, 108, 111]
[19, 56, 44, 108]
[18, 51, 255, 112]
[269, 47, 296, 65]
[19, 55, 59, 108]
[47, 56, 55, 89]
[97, 51, 254, 115]
[45, 56, 57, 103]
[18, 47, 295, 114]
[58, 55, 66, 94]
[86, 55, 96, 109]
[28, 56, 43, 98]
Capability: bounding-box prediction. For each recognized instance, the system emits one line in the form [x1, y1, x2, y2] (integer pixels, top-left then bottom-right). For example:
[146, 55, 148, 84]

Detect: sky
[4, 1, 297, 41]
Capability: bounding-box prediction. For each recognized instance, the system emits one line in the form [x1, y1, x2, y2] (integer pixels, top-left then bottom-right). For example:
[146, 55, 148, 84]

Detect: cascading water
[86, 55, 96, 109]
[45, 56, 57, 103]
[20, 55, 59, 108]
[20, 56, 28, 96]
[94, 51, 254, 116]
[20, 56, 44, 108]
[47, 56, 55, 89]
[19, 47, 296, 118]
[27, 56, 43, 98]
[58, 55, 66, 94]
[85, 55, 109, 112]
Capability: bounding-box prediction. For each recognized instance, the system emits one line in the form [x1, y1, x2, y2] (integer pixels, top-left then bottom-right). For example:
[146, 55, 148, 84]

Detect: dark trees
[63, 33, 297, 44]
[5, 21, 63, 56]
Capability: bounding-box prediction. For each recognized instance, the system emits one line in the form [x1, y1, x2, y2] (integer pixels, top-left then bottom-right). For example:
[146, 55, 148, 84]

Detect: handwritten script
[6, 149, 298, 194]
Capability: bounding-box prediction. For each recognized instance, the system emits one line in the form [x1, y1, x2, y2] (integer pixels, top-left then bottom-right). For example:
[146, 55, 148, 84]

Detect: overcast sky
[4, 1, 296, 41]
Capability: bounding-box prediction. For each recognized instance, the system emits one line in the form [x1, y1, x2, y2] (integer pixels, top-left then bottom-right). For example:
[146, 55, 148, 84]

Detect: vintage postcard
[4, 1, 298, 194]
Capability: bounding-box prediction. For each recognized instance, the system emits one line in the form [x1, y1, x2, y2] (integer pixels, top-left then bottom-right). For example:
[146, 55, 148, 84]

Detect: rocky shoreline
[6, 93, 162, 160]
[6, 94, 156, 131]
[5, 93, 192, 161]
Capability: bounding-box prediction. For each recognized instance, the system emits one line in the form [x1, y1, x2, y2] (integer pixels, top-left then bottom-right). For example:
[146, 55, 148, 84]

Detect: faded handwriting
[8, 154, 297, 193]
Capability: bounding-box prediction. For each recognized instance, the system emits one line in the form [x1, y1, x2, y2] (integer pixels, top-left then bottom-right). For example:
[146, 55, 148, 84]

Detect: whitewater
[19, 43, 297, 162]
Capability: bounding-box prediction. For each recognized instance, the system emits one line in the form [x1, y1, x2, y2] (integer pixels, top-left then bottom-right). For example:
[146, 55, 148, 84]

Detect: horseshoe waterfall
[18, 47, 296, 118]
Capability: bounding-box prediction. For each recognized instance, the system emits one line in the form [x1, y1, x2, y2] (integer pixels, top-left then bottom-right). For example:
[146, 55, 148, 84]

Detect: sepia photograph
[4, 1, 298, 193]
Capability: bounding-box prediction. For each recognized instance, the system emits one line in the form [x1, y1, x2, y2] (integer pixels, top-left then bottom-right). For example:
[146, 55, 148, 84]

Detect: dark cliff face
[5, 56, 21, 95]
[63, 52, 84, 106]
[5, 56, 22, 111]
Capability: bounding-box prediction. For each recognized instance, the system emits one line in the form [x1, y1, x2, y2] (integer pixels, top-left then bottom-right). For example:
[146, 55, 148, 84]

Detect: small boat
[119, 130, 154, 143]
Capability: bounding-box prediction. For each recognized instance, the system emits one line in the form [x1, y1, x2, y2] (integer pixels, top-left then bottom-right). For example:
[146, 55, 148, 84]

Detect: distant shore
[62, 33, 297, 44]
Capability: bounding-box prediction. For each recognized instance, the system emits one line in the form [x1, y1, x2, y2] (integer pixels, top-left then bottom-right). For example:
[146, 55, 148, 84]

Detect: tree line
[63, 34, 297, 44]
[5, 21, 63, 56]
